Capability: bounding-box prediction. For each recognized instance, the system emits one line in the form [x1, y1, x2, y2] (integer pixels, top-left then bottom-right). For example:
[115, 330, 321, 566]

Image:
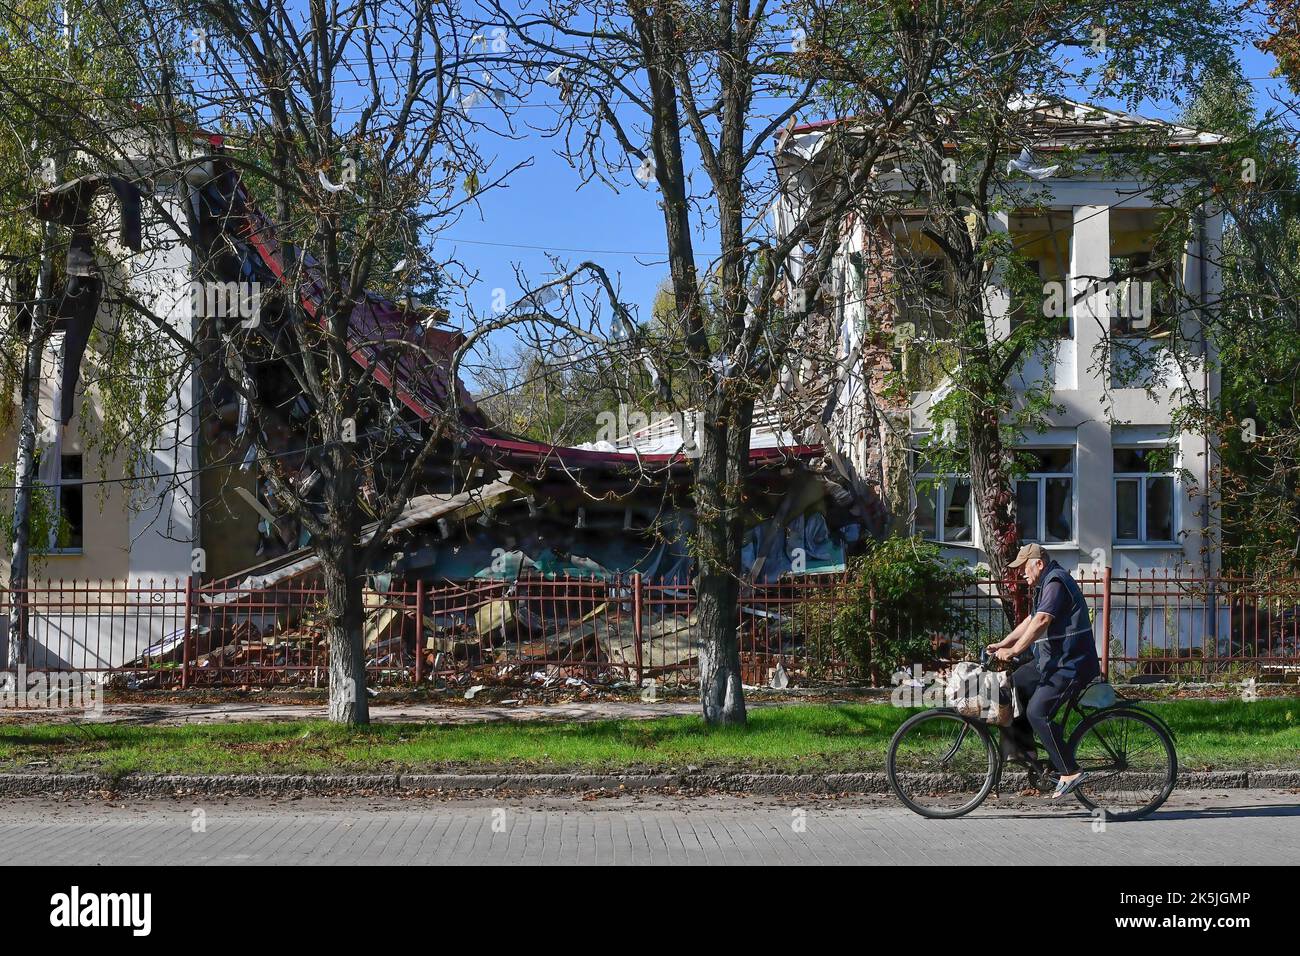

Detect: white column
[1071, 205, 1113, 569]
[1071, 204, 1111, 387]
[1194, 208, 1224, 577]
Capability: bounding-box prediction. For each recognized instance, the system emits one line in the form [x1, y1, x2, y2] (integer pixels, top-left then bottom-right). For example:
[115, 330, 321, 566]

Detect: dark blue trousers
[1010, 661, 1095, 775]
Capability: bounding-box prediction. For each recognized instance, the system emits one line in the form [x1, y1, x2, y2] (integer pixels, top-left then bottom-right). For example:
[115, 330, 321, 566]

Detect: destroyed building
[771, 97, 1227, 581]
[190, 144, 861, 591]
[3, 127, 867, 682]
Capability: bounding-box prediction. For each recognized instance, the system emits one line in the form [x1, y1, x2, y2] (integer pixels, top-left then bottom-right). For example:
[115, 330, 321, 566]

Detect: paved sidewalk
[2, 790, 1296, 865]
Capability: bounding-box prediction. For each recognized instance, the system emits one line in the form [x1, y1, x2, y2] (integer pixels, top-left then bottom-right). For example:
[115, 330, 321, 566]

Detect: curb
[1, 769, 1297, 798]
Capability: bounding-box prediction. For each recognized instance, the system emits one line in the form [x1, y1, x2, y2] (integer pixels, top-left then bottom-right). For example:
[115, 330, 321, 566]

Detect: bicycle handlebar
[980, 645, 1025, 673]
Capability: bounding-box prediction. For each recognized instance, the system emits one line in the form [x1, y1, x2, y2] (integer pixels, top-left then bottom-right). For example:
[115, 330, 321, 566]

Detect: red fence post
[1210, 574, 1221, 667]
[632, 572, 644, 689]
[414, 579, 425, 684]
[181, 576, 193, 690]
[868, 581, 878, 687]
[1101, 566, 1112, 680]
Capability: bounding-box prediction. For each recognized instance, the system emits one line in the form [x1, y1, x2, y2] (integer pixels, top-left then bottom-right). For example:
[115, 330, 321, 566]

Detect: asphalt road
[2, 789, 1297, 865]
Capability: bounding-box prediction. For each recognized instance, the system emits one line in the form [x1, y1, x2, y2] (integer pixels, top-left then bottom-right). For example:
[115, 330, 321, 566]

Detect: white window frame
[1016, 447, 1076, 544]
[912, 451, 974, 545]
[1112, 445, 1178, 545]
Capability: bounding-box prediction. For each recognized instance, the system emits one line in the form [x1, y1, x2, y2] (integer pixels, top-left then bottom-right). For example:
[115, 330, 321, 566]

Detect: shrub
[833, 535, 978, 684]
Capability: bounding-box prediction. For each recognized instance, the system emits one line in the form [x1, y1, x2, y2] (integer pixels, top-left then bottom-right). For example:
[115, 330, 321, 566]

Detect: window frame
[45, 453, 85, 555]
[1112, 445, 1178, 545]
[1015, 447, 1076, 544]
[912, 450, 974, 545]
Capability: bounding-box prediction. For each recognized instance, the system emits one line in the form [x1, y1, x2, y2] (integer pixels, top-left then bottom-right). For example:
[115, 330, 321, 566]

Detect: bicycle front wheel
[887, 709, 998, 818]
[1067, 707, 1177, 821]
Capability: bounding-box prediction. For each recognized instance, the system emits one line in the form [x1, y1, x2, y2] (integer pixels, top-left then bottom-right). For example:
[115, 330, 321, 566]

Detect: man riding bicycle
[985, 543, 1101, 799]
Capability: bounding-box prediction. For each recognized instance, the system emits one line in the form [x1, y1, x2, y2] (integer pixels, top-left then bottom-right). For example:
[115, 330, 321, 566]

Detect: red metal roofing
[224, 171, 486, 427]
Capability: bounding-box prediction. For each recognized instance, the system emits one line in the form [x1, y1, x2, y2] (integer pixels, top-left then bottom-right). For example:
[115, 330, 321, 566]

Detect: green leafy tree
[0, 0, 181, 664]
[473, 0, 989, 726]
[1176, 63, 1300, 579]
[872, 0, 1242, 610]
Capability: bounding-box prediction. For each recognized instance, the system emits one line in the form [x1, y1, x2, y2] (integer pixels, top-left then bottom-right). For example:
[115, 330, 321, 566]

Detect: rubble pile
[118, 576, 845, 689]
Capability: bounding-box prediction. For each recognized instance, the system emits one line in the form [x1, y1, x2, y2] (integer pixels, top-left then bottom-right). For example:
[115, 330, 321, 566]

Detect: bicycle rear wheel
[1067, 707, 1177, 821]
[887, 710, 998, 818]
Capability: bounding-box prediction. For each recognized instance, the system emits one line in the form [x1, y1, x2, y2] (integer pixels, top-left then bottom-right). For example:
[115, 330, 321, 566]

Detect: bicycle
[886, 652, 1177, 821]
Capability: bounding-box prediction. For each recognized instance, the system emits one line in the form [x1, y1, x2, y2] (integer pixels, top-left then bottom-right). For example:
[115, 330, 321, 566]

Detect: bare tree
[466, 0, 961, 722]
[2, 0, 517, 723]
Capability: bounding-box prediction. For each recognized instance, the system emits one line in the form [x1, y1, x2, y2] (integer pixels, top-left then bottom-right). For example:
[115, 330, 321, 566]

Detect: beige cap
[1008, 542, 1047, 568]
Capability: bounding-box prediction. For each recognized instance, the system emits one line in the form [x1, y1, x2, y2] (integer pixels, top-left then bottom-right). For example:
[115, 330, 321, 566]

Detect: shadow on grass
[1141, 698, 1299, 736]
[822, 703, 910, 735]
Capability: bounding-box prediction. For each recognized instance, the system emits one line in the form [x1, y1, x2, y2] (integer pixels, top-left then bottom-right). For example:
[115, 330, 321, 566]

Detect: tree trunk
[967, 406, 1019, 622]
[694, 399, 750, 725]
[7, 219, 57, 668]
[697, 559, 745, 725]
[321, 549, 369, 725]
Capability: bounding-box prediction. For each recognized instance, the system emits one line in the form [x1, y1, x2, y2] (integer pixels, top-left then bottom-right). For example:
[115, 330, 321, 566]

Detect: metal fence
[1, 570, 1297, 689]
[1103, 571, 1300, 681]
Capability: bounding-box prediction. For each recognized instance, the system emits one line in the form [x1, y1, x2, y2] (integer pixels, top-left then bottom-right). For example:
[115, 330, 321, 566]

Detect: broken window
[913, 453, 972, 544]
[898, 256, 956, 342]
[894, 255, 961, 391]
[1009, 258, 1071, 339]
[1108, 252, 1175, 337]
[36, 452, 84, 553]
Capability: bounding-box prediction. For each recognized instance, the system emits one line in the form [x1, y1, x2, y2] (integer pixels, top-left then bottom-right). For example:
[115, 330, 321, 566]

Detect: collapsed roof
[190, 142, 846, 592]
[209, 146, 822, 473]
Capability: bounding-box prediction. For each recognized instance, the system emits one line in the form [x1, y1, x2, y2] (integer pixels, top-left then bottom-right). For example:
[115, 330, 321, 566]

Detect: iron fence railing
[0, 570, 1297, 689]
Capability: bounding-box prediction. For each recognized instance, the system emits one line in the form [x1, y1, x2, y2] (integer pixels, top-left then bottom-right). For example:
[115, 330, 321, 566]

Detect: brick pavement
[1, 790, 1295, 865]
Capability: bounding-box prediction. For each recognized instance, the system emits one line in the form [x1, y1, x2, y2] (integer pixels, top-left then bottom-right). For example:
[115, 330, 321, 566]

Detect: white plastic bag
[945, 662, 1011, 724]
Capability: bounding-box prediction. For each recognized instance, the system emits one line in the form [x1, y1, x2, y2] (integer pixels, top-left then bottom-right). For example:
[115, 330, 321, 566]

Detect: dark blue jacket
[1033, 562, 1100, 680]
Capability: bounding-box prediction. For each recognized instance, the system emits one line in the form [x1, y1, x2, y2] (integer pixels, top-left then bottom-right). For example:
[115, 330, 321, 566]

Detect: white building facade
[774, 101, 1224, 584]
